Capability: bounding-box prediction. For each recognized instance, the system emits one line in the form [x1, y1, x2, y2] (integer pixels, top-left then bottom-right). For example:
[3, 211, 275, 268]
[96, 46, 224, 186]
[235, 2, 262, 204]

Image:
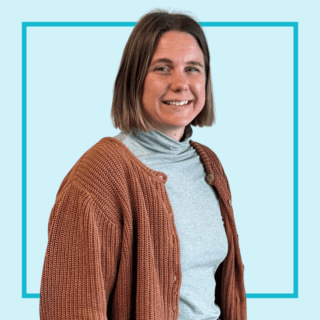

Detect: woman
[40, 9, 247, 320]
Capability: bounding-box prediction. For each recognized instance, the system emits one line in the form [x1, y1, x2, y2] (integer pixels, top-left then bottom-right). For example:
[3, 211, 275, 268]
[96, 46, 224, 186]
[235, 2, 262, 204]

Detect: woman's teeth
[163, 100, 190, 106]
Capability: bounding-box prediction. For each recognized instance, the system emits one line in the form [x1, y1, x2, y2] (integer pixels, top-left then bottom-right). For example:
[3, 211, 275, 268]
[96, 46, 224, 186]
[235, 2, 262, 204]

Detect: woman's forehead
[151, 31, 204, 64]
[157, 31, 199, 49]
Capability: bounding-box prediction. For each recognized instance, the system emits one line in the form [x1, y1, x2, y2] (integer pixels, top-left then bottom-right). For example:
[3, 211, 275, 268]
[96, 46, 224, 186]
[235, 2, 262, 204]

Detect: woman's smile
[162, 100, 192, 106]
[162, 100, 193, 110]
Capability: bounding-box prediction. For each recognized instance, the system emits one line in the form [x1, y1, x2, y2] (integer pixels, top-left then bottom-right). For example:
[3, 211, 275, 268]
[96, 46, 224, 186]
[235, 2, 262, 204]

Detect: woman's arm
[39, 183, 121, 320]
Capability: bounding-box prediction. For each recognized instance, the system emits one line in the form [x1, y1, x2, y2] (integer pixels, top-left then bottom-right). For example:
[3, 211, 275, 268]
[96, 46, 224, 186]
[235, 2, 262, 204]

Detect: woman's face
[141, 31, 206, 141]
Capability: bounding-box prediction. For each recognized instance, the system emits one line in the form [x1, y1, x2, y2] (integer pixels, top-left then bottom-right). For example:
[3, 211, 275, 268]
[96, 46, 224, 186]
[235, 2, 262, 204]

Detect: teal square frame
[21, 21, 299, 299]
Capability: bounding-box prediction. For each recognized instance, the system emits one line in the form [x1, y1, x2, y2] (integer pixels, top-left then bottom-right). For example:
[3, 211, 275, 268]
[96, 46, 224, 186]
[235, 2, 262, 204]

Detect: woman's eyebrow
[150, 58, 204, 68]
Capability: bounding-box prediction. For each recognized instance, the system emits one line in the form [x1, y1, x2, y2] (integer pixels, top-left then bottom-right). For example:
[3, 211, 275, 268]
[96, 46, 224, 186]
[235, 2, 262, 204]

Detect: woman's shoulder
[56, 137, 133, 198]
[189, 140, 224, 172]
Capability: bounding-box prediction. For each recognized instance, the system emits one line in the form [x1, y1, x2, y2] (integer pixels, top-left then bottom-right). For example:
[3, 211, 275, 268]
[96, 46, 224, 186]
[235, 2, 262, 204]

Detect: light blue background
[0, 1, 319, 319]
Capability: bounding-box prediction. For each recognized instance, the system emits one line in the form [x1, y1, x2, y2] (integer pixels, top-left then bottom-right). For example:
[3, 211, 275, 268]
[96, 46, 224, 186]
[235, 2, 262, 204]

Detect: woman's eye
[187, 67, 200, 72]
[155, 67, 168, 71]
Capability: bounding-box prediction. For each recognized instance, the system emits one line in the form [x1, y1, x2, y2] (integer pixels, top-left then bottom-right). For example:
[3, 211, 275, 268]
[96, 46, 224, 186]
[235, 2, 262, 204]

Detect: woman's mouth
[162, 100, 192, 107]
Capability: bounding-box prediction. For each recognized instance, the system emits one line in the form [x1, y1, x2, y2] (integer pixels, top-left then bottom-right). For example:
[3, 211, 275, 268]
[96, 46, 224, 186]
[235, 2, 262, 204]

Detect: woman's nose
[169, 70, 189, 91]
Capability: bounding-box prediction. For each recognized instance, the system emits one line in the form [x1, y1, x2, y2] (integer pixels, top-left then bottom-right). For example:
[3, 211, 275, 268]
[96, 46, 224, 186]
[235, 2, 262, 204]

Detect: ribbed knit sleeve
[39, 182, 122, 320]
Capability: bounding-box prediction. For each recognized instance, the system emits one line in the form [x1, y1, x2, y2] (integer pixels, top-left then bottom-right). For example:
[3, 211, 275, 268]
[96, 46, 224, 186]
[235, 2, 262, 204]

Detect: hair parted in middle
[110, 8, 216, 134]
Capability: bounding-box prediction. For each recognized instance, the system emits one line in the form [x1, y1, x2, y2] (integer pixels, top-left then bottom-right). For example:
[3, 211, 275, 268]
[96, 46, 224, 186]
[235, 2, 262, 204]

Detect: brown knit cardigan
[39, 137, 247, 319]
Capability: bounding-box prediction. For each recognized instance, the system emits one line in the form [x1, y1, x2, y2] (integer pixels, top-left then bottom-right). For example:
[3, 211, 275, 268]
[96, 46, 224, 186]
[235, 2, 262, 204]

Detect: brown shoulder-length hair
[110, 8, 215, 134]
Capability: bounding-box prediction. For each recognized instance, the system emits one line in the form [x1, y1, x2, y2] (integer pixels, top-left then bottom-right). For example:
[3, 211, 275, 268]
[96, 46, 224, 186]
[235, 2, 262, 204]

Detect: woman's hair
[110, 8, 215, 133]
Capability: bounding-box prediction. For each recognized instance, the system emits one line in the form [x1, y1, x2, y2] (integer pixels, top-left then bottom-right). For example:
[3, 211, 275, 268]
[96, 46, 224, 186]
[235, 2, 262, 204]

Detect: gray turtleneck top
[113, 124, 228, 320]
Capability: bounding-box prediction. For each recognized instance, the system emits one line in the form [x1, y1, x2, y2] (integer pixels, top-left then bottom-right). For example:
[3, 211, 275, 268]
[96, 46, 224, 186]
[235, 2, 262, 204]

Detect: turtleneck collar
[127, 124, 193, 155]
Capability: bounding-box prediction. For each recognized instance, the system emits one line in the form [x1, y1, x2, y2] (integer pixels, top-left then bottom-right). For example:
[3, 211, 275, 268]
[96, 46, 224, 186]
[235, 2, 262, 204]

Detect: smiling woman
[110, 9, 215, 142]
[39, 8, 247, 320]
[141, 30, 206, 141]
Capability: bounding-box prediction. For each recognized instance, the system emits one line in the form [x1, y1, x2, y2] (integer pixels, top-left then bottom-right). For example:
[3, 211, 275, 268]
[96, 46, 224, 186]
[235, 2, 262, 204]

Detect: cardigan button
[228, 199, 232, 207]
[205, 173, 214, 183]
